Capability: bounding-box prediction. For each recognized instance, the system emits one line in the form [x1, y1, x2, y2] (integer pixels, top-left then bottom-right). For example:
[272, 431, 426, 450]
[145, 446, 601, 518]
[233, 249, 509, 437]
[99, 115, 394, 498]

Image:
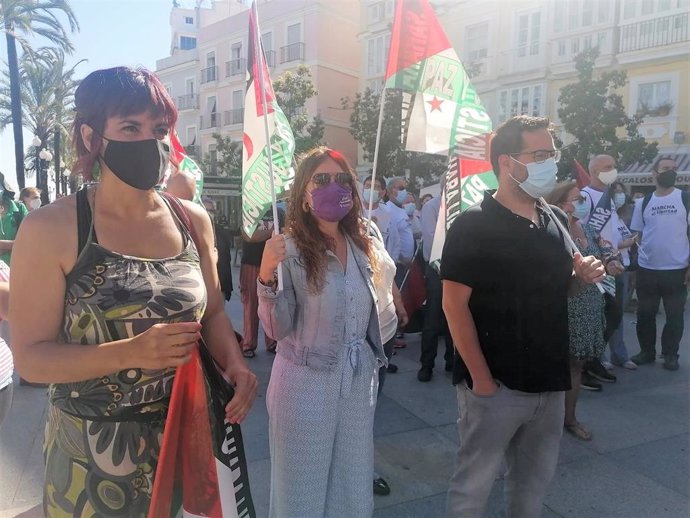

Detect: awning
[618, 153, 690, 187]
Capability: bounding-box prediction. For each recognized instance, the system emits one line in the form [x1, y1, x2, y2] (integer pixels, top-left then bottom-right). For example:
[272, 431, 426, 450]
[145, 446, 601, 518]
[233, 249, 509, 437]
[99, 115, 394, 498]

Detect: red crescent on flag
[243, 133, 254, 160]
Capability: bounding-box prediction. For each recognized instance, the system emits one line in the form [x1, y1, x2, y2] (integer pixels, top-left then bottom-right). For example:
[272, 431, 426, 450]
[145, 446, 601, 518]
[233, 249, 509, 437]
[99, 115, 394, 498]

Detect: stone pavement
[1, 281, 688, 518]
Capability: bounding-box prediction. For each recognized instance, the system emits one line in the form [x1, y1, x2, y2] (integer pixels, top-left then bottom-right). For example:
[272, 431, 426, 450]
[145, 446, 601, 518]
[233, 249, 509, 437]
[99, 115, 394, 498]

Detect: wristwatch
[258, 274, 277, 288]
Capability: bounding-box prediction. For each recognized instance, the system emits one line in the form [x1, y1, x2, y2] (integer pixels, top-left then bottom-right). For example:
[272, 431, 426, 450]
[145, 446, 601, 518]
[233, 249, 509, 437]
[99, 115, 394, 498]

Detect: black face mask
[657, 169, 677, 189]
[100, 137, 170, 190]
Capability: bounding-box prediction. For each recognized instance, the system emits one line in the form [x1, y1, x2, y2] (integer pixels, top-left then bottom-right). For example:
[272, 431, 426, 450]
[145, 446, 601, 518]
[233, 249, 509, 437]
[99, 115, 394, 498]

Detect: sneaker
[601, 360, 615, 371]
[373, 477, 391, 496]
[586, 360, 617, 383]
[580, 372, 602, 391]
[622, 360, 637, 370]
[417, 367, 432, 382]
[663, 356, 679, 371]
[631, 352, 656, 365]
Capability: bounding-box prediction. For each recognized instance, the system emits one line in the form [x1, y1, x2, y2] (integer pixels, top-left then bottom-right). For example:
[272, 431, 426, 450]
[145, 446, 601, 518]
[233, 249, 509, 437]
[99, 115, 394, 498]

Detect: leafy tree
[1, 0, 79, 189]
[200, 133, 242, 177]
[273, 64, 324, 154]
[556, 47, 658, 179]
[343, 87, 446, 190]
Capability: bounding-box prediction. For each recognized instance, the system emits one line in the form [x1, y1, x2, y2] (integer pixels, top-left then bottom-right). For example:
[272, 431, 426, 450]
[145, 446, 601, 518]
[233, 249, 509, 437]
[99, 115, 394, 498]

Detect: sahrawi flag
[385, 0, 497, 270]
[242, 2, 295, 236]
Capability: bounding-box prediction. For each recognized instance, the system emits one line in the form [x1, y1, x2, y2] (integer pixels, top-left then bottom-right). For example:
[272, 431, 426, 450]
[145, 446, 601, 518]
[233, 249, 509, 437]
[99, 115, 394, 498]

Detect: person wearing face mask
[384, 177, 414, 347]
[547, 181, 623, 439]
[579, 155, 638, 378]
[404, 192, 422, 240]
[442, 116, 606, 518]
[363, 175, 400, 264]
[19, 187, 43, 212]
[0, 174, 29, 267]
[629, 156, 690, 371]
[8, 67, 257, 517]
[258, 147, 387, 517]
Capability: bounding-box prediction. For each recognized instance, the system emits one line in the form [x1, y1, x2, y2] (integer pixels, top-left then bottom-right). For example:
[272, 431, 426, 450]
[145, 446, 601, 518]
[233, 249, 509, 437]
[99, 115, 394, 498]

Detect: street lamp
[39, 149, 53, 162]
[32, 136, 41, 148]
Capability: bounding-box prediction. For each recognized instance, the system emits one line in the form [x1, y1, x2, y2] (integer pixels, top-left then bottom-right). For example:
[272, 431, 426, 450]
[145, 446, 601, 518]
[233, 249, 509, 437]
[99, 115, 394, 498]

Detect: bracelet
[258, 274, 277, 288]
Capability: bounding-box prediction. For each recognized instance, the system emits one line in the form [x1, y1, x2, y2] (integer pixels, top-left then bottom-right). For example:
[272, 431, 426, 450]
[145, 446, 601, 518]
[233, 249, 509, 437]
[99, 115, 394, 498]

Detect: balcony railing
[177, 94, 199, 110]
[200, 113, 219, 130]
[280, 42, 304, 63]
[619, 12, 688, 52]
[265, 50, 276, 67]
[200, 66, 218, 84]
[225, 58, 247, 77]
[224, 109, 245, 125]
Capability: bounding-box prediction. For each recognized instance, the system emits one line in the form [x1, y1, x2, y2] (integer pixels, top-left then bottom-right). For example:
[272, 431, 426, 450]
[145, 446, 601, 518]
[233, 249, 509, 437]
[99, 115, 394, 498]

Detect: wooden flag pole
[252, 0, 283, 290]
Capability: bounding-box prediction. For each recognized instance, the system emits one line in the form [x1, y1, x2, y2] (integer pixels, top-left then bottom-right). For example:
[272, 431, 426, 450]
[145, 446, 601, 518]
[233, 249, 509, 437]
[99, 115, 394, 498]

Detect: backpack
[641, 190, 690, 225]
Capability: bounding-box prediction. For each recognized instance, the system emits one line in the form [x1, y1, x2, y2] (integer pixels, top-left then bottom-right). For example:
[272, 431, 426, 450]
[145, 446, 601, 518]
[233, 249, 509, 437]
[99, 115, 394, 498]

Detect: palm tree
[0, 0, 78, 189]
[0, 48, 82, 201]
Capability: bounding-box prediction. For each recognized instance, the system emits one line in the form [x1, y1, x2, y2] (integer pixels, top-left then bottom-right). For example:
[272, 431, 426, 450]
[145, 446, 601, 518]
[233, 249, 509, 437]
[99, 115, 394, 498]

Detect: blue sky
[0, 0, 196, 189]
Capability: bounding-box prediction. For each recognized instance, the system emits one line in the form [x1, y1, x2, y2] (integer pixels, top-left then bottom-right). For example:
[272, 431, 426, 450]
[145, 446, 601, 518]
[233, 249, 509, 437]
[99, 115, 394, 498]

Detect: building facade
[156, 0, 362, 228]
[359, 0, 689, 188]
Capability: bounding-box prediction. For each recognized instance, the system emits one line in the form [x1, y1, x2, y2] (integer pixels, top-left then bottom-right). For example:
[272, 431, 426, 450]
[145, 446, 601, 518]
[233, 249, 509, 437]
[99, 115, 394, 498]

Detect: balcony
[200, 113, 219, 130]
[265, 50, 276, 68]
[225, 58, 247, 78]
[280, 42, 304, 64]
[619, 12, 688, 53]
[224, 109, 245, 125]
[200, 66, 218, 84]
[177, 94, 199, 111]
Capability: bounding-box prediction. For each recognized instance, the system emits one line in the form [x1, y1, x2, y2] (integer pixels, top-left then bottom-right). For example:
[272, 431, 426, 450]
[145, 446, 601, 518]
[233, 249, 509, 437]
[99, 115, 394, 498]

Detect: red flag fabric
[574, 159, 591, 189]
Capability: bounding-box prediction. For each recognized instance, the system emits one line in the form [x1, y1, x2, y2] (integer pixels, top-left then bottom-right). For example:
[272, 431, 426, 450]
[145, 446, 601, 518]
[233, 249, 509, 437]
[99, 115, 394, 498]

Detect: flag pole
[366, 88, 387, 234]
[252, 0, 283, 290]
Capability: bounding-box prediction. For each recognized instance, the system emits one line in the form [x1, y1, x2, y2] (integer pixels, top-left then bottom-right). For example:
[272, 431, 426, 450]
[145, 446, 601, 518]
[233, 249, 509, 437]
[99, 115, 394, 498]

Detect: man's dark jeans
[636, 267, 687, 358]
[420, 265, 454, 369]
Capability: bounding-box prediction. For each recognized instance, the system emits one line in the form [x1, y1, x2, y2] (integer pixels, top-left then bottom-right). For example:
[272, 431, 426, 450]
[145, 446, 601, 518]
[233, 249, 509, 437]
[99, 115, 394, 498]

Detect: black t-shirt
[440, 191, 573, 393]
[241, 208, 285, 266]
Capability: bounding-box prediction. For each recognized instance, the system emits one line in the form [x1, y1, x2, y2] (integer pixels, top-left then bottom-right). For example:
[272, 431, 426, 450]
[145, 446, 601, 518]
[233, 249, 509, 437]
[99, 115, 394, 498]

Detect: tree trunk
[5, 30, 25, 190]
[53, 130, 61, 197]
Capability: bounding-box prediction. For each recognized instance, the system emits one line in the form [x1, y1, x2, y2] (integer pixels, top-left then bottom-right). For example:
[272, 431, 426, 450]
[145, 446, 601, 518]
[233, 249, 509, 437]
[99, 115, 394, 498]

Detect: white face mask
[509, 157, 558, 199]
[613, 192, 626, 208]
[598, 169, 618, 185]
[28, 198, 41, 210]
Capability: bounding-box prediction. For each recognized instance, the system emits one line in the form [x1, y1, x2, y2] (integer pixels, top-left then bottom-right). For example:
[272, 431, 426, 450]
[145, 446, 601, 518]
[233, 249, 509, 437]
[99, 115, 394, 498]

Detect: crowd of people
[0, 66, 687, 518]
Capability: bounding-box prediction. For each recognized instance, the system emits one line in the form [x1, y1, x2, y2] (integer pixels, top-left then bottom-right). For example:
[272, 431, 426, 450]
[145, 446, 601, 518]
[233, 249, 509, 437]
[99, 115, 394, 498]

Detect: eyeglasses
[312, 172, 353, 187]
[510, 149, 561, 164]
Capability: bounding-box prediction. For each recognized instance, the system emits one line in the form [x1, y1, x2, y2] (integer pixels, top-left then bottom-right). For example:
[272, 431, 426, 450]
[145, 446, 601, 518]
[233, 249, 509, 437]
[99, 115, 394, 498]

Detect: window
[641, 0, 654, 15]
[582, 0, 593, 26]
[185, 78, 195, 95]
[568, 0, 579, 30]
[597, 0, 610, 23]
[465, 22, 488, 61]
[261, 32, 272, 52]
[185, 16, 194, 24]
[571, 38, 580, 53]
[180, 36, 196, 50]
[186, 127, 196, 146]
[164, 84, 172, 96]
[557, 40, 566, 56]
[287, 23, 301, 45]
[498, 84, 545, 122]
[597, 31, 607, 48]
[368, 2, 384, 23]
[207, 52, 216, 68]
[659, 0, 672, 10]
[385, 0, 395, 18]
[517, 12, 541, 57]
[637, 81, 672, 114]
[623, 0, 637, 19]
[367, 33, 390, 76]
[584, 34, 593, 49]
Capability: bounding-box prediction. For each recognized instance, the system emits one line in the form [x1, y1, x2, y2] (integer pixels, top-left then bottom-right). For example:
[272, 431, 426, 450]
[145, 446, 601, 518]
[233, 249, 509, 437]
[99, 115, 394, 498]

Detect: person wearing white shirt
[417, 195, 454, 382]
[363, 175, 400, 263]
[580, 155, 637, 375]
[629, 156, 690, 371]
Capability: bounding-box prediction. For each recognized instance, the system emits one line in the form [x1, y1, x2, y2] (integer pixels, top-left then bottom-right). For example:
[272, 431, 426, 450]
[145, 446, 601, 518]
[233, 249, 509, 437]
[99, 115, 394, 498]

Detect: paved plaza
[1, 273, 688, 518]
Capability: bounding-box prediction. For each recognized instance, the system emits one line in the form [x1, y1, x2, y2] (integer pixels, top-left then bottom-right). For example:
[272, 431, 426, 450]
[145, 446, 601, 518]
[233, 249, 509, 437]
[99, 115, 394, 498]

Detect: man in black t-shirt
[442, 116, 605, 518]
[240, 205, 285, 357]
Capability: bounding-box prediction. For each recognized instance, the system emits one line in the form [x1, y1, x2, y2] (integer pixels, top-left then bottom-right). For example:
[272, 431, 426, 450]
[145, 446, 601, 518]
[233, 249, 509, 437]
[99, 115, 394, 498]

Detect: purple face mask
[310, 182, 353, 222]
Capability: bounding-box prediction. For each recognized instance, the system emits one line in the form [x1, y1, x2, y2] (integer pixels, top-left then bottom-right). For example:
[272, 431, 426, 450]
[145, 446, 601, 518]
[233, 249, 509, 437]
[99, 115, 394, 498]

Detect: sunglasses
[312, 172, 353, 187]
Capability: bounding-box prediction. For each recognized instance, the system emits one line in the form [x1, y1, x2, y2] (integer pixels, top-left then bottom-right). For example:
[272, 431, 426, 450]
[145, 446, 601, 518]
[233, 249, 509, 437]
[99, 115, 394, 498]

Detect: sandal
[564, 422, 592, 441]
[242, 349, 256, 359]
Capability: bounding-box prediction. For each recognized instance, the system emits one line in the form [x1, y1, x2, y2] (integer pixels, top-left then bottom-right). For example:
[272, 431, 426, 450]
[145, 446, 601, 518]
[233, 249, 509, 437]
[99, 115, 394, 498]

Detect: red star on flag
[427, 96, 443, 112]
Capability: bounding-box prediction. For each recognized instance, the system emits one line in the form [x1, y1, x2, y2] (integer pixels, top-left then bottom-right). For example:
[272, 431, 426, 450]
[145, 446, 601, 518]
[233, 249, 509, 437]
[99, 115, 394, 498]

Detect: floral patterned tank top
[49, 187, 207, 420]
